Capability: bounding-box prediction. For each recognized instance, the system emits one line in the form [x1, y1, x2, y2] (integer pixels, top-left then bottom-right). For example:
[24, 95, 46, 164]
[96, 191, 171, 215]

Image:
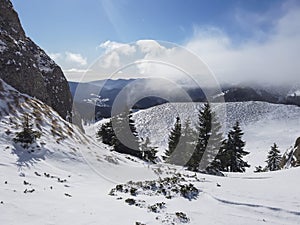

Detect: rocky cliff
[0, 0, 72, 119]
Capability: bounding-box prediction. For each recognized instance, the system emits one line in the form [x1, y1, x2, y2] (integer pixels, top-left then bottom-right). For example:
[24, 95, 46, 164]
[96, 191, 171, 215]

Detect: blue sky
[11, 0, 300, 84]
[12, 0, 283, 48]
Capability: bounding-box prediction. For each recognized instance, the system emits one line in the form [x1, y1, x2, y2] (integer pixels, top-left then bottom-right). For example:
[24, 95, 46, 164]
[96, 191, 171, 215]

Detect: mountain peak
[0, 0, 72, 119]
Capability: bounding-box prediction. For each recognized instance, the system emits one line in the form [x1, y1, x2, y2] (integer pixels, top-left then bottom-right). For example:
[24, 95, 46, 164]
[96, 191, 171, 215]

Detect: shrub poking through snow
[175, 212, 190, 223]
[125, 198, 136, 205]
[110, 174, 200, 200]
[148, 202, 166, 213]
[179, 183, 199, 200]
[135, 222, 146, 225]
[111, 173, 198, 224]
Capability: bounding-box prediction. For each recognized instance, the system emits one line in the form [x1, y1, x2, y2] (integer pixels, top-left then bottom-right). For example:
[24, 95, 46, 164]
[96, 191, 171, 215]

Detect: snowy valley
[1, 0, 300, 224]
[1, 78, 300, 224]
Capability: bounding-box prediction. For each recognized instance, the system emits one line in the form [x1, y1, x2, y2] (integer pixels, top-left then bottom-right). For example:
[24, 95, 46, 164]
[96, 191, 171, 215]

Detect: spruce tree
[177, 120, 197, 166]
[140, 137, 158, 163]
[96, 119, 114, 146]
[203, 111, 224, 172]
[167, 119, 197, 166]
[163, 117, 181, 162]
[266, 143, 282, 171]
[209, 139, 227, 172]
[222, 121, 250, 172]
[187, 103, 223, 172]
[13, 114, 41, 148]
[112, 111, 143, 159]
[97, 111, 143, 160]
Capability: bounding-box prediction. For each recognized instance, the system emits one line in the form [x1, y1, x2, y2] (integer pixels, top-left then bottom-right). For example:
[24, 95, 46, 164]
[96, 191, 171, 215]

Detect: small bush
[148, 202, 166, 213]
[13, 114, 41, 148]
[180, 183, 199, 200]
[175, 212, 190, 223]
[125, 198, 136, 205]
[135, 222, 146, 225]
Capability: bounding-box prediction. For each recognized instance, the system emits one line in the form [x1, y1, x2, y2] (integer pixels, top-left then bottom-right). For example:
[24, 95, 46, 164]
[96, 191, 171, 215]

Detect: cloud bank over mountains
[54, 2, 300, 87]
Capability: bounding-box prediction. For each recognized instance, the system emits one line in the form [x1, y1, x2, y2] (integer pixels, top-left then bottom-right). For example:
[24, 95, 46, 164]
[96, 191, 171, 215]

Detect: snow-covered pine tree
[179, 120, 197, 166]
[216, 139, 231, 171]
[266, 143, 282, 171]
[163, 117, 181, 163]
[96, 119, 114, 146]
[222, 121, 250, 172]
[209, 139, 227, 172]
[202, 110, 224, 172]
[140, 137, 158, 163]
[112, 111, 143, 159]
[97, 110, 143, 160]
[187, 103, 223, 172]
[167, 119, 197, 166]
[13, 114, 41, 148]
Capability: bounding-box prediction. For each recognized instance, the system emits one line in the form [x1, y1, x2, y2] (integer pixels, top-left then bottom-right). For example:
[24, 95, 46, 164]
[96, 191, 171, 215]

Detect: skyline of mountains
[69, 78, 300, 120]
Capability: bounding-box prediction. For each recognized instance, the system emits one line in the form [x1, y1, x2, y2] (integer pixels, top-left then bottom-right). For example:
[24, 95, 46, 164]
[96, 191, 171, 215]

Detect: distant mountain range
[69, 79, 300, 120]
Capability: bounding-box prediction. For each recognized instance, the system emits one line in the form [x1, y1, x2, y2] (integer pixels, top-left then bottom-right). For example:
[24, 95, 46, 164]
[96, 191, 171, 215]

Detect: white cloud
[48, 52, 62, 61]
[47, 51, 88, 81]
[63, 68, 92, 82]
[64, 68, 90, 73]
[96, 41, 136, 71]
[65, 52, 87, 66]
[136, 40, 166, 56]
[48, 51, 88, 67]
[99, 40, 136, 55]
[185, 5, 300, 86]
[87, 39, 214, 87]
[79, 3, 300, 86]
[100, 51, 120, 69]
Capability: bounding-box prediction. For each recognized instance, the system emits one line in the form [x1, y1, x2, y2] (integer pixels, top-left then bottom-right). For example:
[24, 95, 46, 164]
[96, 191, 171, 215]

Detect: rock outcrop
[0, 0, 72, 119]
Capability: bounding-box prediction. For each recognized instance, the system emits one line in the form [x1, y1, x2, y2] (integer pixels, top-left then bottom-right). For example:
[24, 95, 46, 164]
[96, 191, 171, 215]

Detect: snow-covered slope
[133, 102, 300, 169]
[0, 78, 158, 176]
[1, 83, 300, 225]
[0, 78, 97, 166]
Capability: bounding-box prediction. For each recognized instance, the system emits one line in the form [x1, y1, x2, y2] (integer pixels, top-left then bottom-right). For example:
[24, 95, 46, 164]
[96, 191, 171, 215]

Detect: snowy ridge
[0, 78, 89, 162]
[0, 78, 142, 172]
[133, 102, 300, 168]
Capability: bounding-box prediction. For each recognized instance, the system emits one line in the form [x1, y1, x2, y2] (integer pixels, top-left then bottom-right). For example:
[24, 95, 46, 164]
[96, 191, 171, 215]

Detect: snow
[288, 90, 300, 97]
[1, 152, 300, 225]
[1, 81, 300, 225]
[34, 52, 54, 73]
[0, 40, 7, 53]
[15, 51, 22, 56]
[132, 102, 300, 170]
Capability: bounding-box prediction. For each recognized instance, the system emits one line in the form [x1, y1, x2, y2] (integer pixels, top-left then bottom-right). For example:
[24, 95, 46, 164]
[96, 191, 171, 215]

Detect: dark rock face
[0, 0, 72, 119]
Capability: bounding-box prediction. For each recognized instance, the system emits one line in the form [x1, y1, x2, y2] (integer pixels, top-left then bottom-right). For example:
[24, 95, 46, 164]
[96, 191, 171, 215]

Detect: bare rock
[0, 0, 72, 119]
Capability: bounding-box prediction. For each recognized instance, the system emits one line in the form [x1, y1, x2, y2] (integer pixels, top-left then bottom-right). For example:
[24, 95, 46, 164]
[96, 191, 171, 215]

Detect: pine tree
[186, 103, 223, 172]
[140, 137, 158, 163]
[112, 111, 143, 159]
[266, 143, 282, 171]
[96, 120, 114, 146]
[177, 120, 197, 166]
[203, 110, 224, 172]
[221, 121, 250, 172]
[209, 139, 227, 172]
[97, 111, 143, 159]
[163, 117, 181, 163]
[13, 114, 41, 148]
[166, 119, 197, 166]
